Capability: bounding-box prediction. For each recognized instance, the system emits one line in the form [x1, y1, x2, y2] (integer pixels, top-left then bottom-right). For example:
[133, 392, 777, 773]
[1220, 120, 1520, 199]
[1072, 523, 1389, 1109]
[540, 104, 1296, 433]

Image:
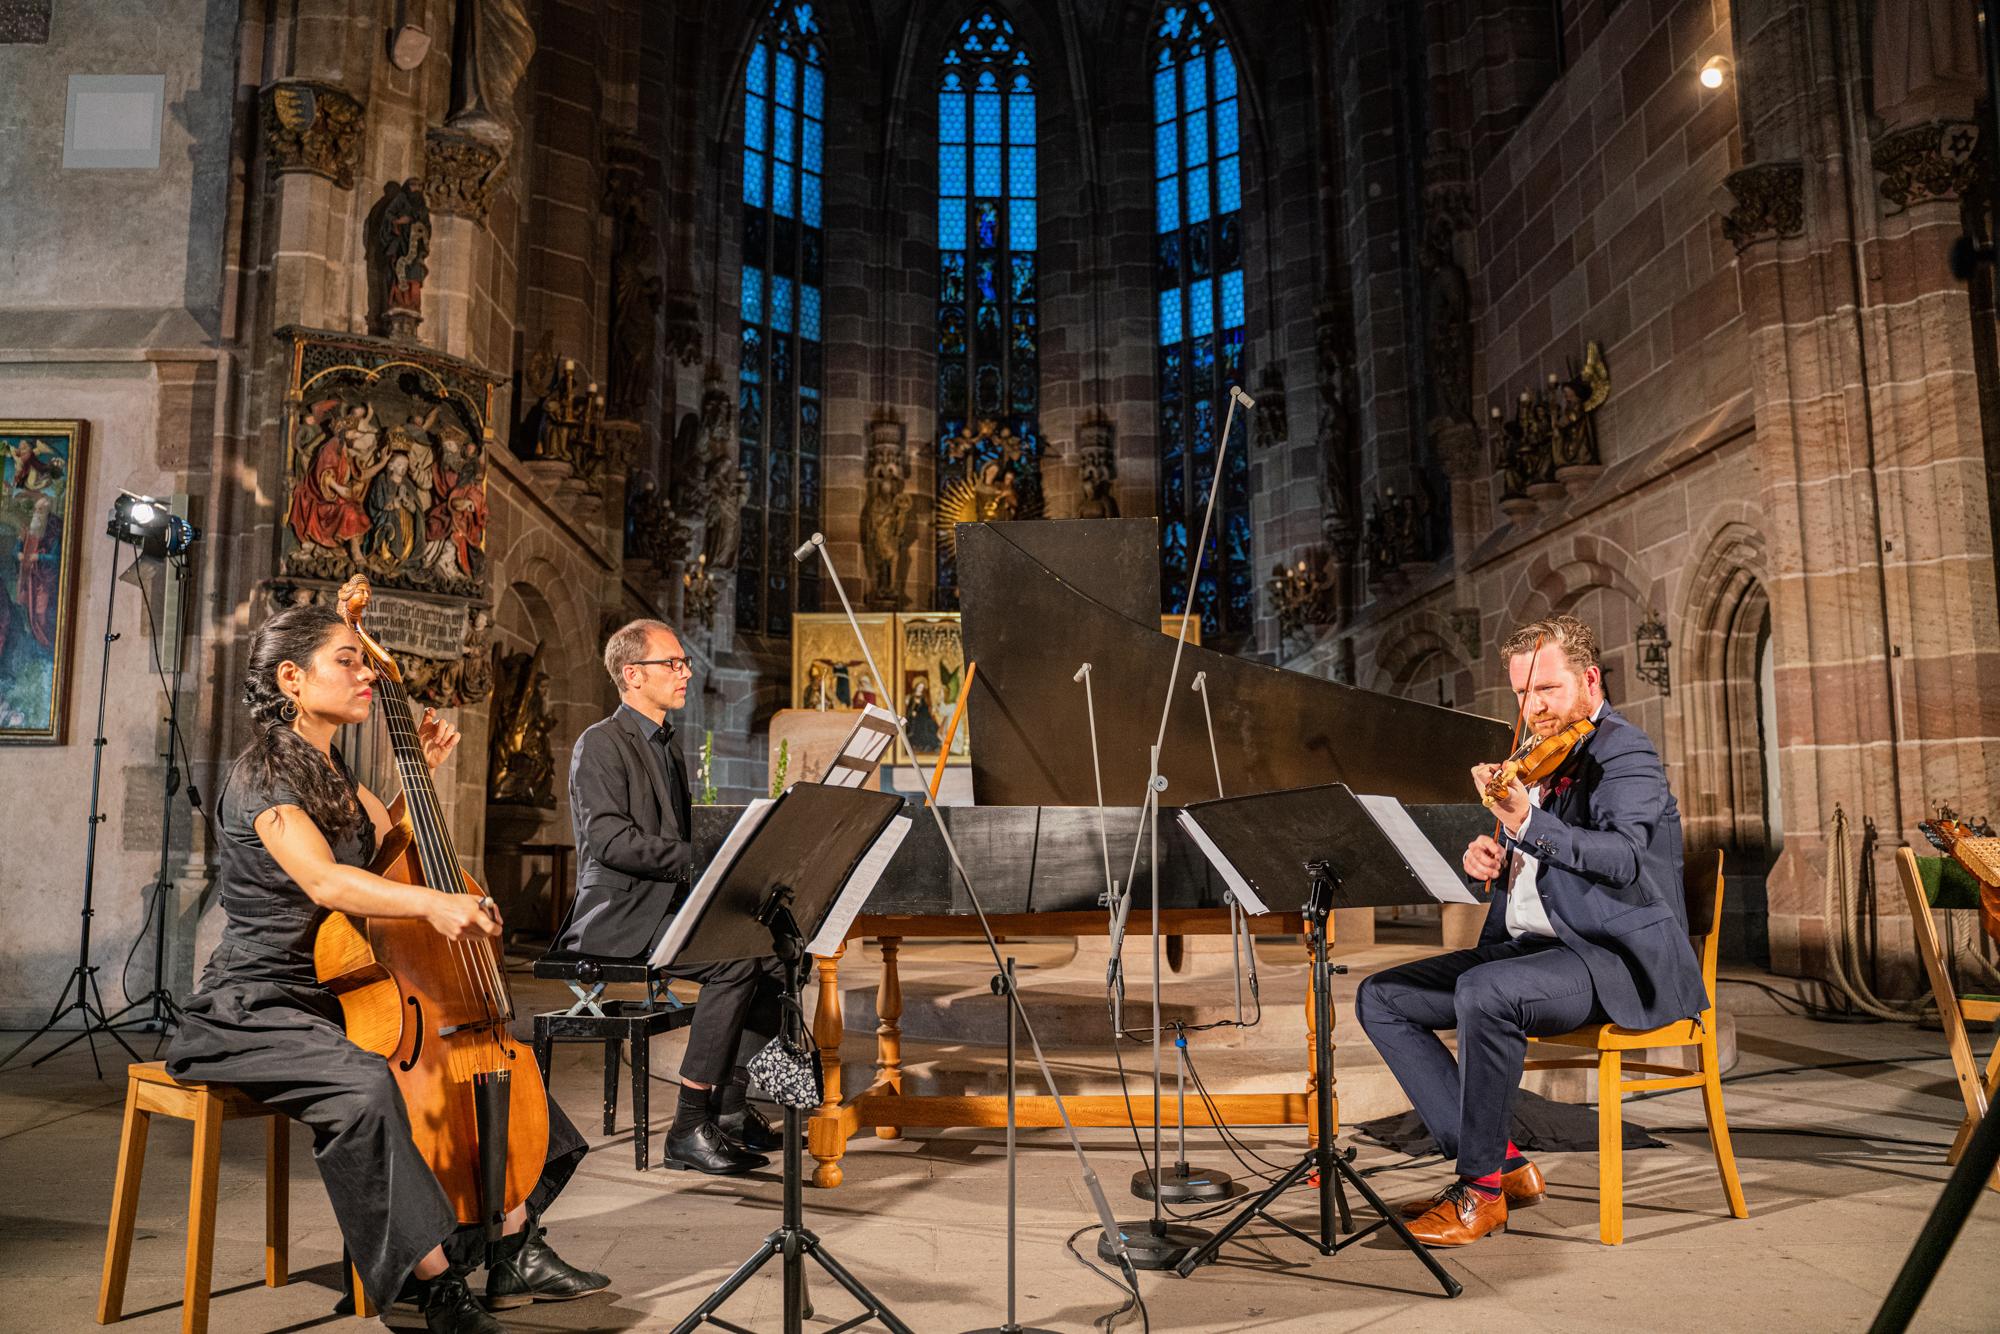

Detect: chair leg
[631, 1024, 650, 1173]
[352, 1261, 375, 1319]
[1945, 1041, 2000, 1190]
[1700, 1037, 1749, 1219]
[182, 1094, 225, 1334]
[264, 1115, 289, 1287]
[603, 1036, 622, 1136]
[97, 1079, 152, 1325]
[1598, 1050, 1623, 1245]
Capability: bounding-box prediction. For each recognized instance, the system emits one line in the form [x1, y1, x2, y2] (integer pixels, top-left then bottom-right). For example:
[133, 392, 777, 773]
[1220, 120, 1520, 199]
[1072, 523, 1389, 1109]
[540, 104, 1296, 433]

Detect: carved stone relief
[260, 80, 365, 190]
[698, 373, 746, 572]
[1074, 417, 1119, 520]
[1253, 364, 1288, 449]
[425, 128, 507, 222]
[1872, 121, 1981, 212]
[1721, 162, 1805, 250]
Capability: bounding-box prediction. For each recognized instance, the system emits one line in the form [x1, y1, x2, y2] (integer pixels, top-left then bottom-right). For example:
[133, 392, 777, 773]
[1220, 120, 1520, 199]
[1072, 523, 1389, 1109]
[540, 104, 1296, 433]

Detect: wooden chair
[1893, 847, 2000, 1192]
[98, 1061, 374, 1334]
[1523, 848, 1749, 1244]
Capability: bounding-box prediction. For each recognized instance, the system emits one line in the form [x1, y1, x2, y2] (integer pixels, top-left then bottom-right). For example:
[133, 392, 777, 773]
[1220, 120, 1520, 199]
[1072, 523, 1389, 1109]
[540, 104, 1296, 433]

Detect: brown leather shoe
[1399, 1159, 1545, 1217]
[1403, 1181, 1507, 1247]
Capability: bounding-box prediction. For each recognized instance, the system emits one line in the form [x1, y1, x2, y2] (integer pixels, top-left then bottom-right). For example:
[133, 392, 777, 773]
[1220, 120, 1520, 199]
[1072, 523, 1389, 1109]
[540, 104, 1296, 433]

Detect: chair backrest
[1685, 849, 1725, 1007]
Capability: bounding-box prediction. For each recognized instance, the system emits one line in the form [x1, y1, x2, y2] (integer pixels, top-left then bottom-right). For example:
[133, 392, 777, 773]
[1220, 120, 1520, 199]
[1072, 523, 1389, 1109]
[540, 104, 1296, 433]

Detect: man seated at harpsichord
[557, 619, 786, 1176]
[1356, 614, 1707, 1246]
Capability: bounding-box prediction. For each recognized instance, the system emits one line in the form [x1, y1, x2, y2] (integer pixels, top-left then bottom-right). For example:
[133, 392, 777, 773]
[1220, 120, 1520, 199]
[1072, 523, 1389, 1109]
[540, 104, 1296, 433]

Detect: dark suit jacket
[1479, 704, 1707, 1030]
[556, 703, 693, 958]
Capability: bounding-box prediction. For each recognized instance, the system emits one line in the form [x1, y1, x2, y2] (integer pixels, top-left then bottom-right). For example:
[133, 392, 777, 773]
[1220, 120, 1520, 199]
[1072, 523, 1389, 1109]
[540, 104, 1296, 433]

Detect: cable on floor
[1064, 1224, 1148, 1334]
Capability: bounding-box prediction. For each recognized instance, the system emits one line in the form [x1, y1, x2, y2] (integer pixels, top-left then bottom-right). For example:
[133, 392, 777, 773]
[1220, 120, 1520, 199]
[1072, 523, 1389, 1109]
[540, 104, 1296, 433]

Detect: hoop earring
[281, 698, 299, 723]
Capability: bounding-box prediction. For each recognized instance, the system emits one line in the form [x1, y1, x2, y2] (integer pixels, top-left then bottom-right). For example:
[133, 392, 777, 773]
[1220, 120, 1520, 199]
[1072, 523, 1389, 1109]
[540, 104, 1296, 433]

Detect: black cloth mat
[1351, 1087, 1667, 1156]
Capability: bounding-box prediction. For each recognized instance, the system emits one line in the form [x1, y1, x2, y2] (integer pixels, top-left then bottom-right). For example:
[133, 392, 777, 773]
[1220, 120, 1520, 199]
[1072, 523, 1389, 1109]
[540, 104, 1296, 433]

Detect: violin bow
[1486, 632, 1542, 893]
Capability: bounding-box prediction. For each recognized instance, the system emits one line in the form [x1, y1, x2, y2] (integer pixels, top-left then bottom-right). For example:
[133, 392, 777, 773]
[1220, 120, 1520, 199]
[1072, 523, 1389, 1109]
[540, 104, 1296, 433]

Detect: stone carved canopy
[425, 128, 508, 222]
[1872, 121, 1981, 212]
[1721, 162, 1805, 251]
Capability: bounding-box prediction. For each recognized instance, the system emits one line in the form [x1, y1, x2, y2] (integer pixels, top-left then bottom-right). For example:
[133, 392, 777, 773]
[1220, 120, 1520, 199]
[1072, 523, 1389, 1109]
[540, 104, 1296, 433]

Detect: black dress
[165, 755, 585, 1309]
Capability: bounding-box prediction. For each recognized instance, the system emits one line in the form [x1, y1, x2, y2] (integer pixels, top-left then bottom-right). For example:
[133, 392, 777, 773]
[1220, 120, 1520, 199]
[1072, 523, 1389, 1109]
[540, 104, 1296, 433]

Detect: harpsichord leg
[874, 936, 903, 1139]
[809, 942, 848, 1187]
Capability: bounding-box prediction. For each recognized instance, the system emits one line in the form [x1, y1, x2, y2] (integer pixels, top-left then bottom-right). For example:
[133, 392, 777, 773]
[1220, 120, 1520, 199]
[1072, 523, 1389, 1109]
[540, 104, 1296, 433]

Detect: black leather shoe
[662, 1120, 770, 1175]
[485, 1226, 611, 1309]
[421, 1271, 503, 1334]
[718, 1103, 784, 1151]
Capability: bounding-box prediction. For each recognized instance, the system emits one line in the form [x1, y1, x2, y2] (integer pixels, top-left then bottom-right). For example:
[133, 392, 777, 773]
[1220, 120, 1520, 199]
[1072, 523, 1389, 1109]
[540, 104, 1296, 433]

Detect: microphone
[1230, 385, 1256, 409]
[1073, 663, 1093, 683]
[1191, 670, 1208, 693]
[792, 532, 823, 561]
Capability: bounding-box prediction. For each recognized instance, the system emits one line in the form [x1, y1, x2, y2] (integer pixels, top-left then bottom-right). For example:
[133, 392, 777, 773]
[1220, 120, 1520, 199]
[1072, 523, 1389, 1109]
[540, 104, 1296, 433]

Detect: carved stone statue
[1075, 419, 1119, 519]
[606, 171, 661, 419]
[1420, 229, 1473, 427]
[625, 470, 686, 568]
[488, 641, 557, 807]
[377, 179, 431, 342]
[699, 375, 745, 571]
[1550, 342, 1610, 470]
[1873, 0, 1982, 131]
[860, 424, 915, 609]
[1315, 303, 1356, 558]
[445, 0, 536, 146]
[1253, 364, 1288, 449]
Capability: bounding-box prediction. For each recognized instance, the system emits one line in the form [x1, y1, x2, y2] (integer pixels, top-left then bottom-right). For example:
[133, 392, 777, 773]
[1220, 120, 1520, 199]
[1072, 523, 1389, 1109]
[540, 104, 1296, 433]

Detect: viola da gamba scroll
[313, 574, 550, 1234]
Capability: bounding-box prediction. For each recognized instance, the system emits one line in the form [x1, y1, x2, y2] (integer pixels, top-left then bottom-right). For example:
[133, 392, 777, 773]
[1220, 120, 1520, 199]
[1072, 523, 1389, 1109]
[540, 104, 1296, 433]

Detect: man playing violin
[1356, 614, 1707, 1245]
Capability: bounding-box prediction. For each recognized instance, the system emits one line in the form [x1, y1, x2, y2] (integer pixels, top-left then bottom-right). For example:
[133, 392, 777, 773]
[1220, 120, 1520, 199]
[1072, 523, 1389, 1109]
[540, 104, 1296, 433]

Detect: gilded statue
[488, 641, 557, 807]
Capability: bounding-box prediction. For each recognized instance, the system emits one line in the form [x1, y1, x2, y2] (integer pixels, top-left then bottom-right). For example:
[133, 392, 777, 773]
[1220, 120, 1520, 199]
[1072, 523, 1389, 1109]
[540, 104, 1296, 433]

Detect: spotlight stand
[1, 539, 145, 1075]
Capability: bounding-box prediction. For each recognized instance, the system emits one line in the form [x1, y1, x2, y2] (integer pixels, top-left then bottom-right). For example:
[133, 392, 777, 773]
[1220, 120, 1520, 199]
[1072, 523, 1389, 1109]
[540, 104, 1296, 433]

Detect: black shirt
[617, 702, 691, 829]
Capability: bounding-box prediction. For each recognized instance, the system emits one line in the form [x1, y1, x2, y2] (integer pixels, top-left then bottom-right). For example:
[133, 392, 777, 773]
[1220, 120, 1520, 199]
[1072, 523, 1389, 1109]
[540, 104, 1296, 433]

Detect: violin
[1918, 809, 2000, 950]
[1481, 718, 1596, 809]
[315, 575, 549, 1239]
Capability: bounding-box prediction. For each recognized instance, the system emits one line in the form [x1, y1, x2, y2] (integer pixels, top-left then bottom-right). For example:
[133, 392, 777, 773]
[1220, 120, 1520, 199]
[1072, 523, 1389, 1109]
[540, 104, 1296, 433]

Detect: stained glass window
[738, 1, 824, 636]
[1154, 3, 1250, 644]
[935, 8, 1042, 608]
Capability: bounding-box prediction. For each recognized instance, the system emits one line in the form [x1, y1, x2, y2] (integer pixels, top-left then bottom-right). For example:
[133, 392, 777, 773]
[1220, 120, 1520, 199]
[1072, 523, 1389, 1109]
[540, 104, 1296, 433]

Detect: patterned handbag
[747, 1025, 824, 1110]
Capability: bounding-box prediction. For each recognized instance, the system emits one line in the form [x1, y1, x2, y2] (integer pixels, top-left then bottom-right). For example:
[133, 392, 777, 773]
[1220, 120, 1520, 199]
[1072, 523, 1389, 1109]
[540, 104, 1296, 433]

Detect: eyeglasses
[629, 657, 693, 676]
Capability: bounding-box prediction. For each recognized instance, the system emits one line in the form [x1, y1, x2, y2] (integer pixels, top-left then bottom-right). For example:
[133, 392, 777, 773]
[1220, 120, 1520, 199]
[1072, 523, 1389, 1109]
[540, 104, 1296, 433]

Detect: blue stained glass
[1159, 288, 1182, 343]
[977, 70, 998, 91]
[773, 163, 795, 216]
[803, 117, 821, 172]
[746, 95, 767, 150]
[1221, 270, 1244, 329]
[940, 145, 966, 194]
[774, 107, 794, 162]
[1155, 121, 1177, 178]
[976, 258, 997, 303]
[940, 199, 966, 249]
[745, 148, 766, 204]
[802, 171, 822, 225]
[1215, 98, 1238, 157]
[748, 43, 769, 95]
[773, 275, 794, 333]
[1154, 66, 1176, 123]
[1188, 164, 1210, 223]
[742, 267, 764, 324]
[1217, 155, 1240, 212]
[1183, 108, 1208, 170]
[1009, 197, 1035, 249]
[1183, 55, 1206, 109]
[977, 200, 998, 246]
[941, 92, 967, 143]
[1009, 94, 1035, 144]
[1190, 281, 1213, 337]
[1158, 175, 1181, 231]
[1008, 147, 1034, 197]
[778, 53, 798, 107]
[1213, 46, 1236, 100]
[975, 145, 1002, 195]
[805, 65, 823, 119]
[801, 285, 821, 340]
[975, 93, 1002, 142]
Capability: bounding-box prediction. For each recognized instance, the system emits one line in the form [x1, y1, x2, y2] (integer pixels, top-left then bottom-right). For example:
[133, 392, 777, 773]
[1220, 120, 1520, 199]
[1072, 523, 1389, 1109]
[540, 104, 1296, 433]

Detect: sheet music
[1174, 810, 1271, 915]
[806, 814, 913, 955]
[819, 704, 904, 789]
[1355, 794, 1481, 904]
[649, 798, 776, 968]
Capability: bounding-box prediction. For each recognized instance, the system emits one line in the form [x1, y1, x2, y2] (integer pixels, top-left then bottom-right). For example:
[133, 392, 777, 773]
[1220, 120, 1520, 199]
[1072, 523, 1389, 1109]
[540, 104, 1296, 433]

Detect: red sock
[1462, 1170, 1502, 1197]
[1505, 1140, 1522, 1163]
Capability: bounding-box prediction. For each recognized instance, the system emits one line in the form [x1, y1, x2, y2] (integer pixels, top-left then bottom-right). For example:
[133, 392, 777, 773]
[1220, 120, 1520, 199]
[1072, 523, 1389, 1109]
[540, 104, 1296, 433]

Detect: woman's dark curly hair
[234, 604, 369, 841]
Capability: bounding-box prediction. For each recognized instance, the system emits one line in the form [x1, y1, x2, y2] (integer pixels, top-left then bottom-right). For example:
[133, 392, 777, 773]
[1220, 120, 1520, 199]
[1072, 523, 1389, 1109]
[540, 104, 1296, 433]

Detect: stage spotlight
[1700, 56, 1731, 89]
[107, 492, 201, 562]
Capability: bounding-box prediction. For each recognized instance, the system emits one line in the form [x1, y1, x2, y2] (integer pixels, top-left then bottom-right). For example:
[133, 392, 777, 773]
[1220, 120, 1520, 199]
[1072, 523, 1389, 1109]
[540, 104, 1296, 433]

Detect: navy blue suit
[1356, 704, 1705, 1178]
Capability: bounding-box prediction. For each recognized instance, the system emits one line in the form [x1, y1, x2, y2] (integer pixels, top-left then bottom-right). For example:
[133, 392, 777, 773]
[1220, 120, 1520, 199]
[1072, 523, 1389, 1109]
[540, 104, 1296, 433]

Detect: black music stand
[1169, 785, 1465, 1298]
[665, 783, 917, 1334]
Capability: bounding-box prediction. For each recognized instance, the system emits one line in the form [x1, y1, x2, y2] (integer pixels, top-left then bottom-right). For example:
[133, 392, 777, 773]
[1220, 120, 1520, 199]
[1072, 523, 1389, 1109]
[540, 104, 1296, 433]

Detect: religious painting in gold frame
[0, 420, 88, 744]
[897, 612, 968, 767]
[791, 612, 895, 713]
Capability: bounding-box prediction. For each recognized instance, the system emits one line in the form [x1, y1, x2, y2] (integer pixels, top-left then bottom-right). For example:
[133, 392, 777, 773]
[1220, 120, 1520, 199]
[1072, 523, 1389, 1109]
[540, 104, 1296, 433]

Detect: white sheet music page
[806, 814, 913, 955]
[649, 798, 777, 968]
[819, 704, 904, 789]
[1354, 794, 1481, 904]
[1174, 810, 1270, 915]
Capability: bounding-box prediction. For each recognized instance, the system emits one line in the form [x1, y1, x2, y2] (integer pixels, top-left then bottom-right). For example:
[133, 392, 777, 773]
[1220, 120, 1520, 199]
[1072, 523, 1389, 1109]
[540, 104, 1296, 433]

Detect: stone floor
[1, 944, 1995, 1334]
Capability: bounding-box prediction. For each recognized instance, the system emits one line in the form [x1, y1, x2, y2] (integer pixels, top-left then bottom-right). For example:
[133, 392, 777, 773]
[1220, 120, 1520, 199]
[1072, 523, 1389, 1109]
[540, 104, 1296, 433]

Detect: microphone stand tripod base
[1132, 1162, 1234, 1203]
[960, 1326, 1061, 1333]
[1097, 1220, 1211, 1270]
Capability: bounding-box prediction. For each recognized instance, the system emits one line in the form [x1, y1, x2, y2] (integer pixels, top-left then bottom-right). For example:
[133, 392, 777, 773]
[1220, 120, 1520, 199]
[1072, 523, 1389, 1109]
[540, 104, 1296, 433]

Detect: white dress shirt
[1503, 699, 1606, 939]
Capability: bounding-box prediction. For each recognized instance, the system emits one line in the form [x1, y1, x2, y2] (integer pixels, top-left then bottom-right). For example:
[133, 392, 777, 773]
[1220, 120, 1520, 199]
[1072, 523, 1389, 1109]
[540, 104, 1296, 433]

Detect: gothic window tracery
[1154, 2, 1250, 644]
[738, 1, 824, 637]
[934, 7, 1042, 608]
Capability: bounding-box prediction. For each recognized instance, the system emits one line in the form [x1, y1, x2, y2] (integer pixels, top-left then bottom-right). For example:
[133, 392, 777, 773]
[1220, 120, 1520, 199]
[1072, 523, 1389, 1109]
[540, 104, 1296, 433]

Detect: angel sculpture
[1552, 341, 1610, 470]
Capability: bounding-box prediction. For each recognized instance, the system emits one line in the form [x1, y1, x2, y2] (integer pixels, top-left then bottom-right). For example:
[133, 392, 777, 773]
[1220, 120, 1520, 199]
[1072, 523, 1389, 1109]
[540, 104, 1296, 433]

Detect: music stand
[663, 783, 918, 1334]
[1168, 784, 1466, 1298]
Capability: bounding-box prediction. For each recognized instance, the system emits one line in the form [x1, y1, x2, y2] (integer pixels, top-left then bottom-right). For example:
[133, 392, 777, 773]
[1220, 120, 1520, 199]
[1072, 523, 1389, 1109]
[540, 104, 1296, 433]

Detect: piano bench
[530, 951, 696, 1172]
